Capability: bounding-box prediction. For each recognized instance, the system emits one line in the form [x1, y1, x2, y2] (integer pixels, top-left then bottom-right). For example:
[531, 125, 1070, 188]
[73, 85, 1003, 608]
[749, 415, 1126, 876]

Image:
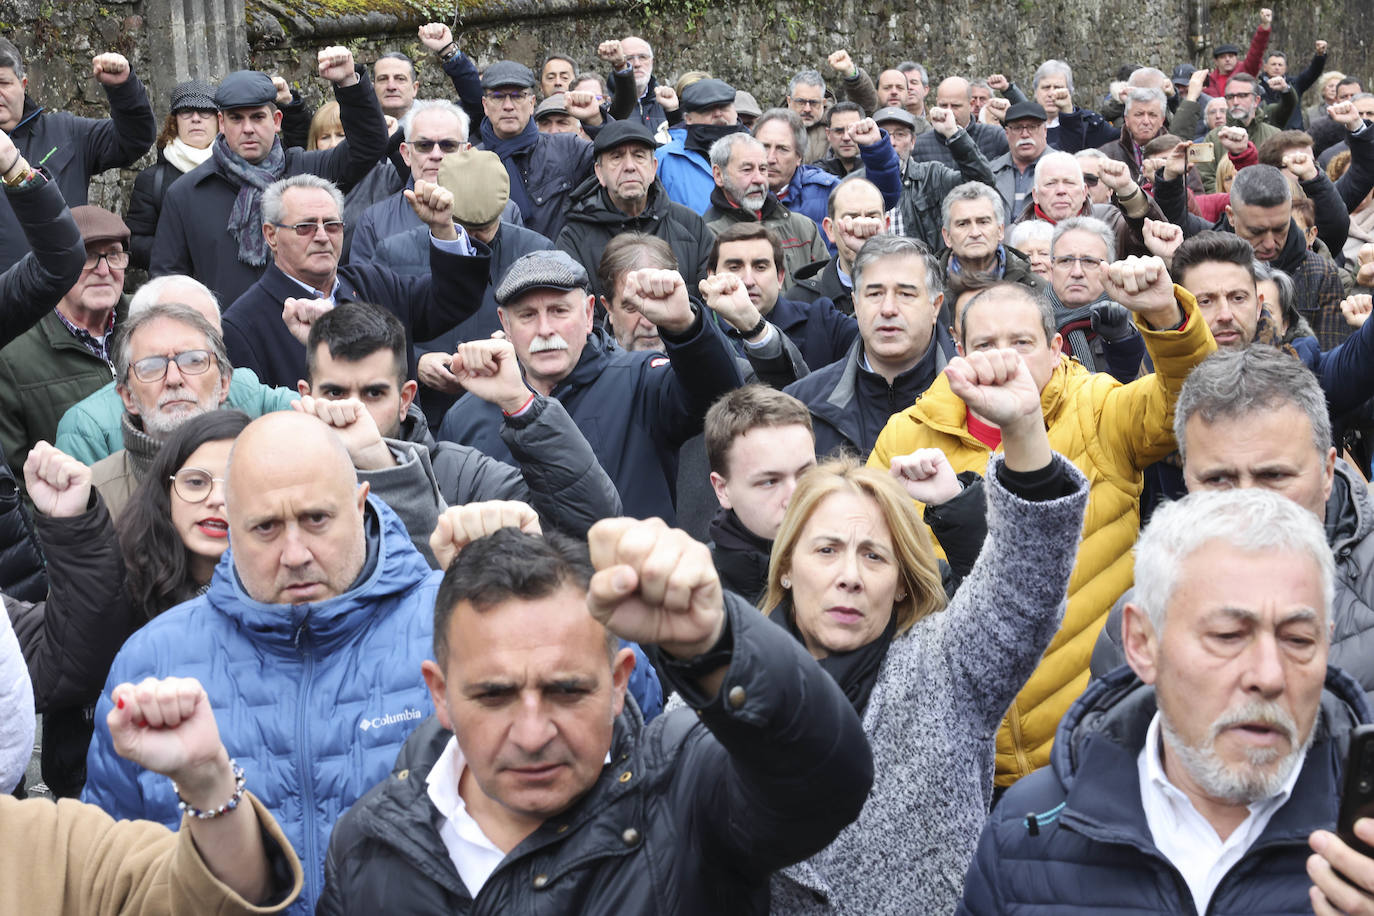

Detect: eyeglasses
[624, 53, 652, 63]
[273, 219, 345, 238]
[1223, 91, 1256, 101]
[791, 98, 824, 109]
[84, 250, 130, 270]
[169, 466, 226, 504]
[409, 138, 464, 154]
[1052, 255, 1106, 271]
[1006, 122, 1044, 134]
[485, 90, 531, 103]
[1081, 173, 1101, 186]
[175, 109, 216, 119]
[130, 349, 213, 383]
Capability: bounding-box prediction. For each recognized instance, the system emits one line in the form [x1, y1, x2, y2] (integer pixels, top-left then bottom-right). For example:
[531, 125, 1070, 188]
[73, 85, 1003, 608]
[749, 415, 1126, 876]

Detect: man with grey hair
[1098, 87, 1169, 183]
[896, 61, 930, 121]
[349, 99, 471, 263]
[222, 173, 491, 388]
[787, 51, 880, 162]
[55, 274, 298, 465]
[784, 234, 957, 457]
[938, 180, 1047, 297]
[1031, 59, 1117, 153]
[705, 133, 827, 287]
[1074, 148, 1114, 204]
[965, 481, 1374, 916]
[1047, 215, 1144, 381]
[87, 303, 234, 517]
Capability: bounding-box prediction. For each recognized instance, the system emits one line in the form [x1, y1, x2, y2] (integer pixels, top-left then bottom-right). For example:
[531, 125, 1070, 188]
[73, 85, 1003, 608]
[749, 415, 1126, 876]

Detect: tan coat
[0, 790, 303, 915]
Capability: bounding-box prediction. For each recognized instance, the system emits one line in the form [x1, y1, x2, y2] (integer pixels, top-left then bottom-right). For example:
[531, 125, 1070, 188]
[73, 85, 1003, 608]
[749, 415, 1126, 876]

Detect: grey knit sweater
[769, 453, 1089, 916]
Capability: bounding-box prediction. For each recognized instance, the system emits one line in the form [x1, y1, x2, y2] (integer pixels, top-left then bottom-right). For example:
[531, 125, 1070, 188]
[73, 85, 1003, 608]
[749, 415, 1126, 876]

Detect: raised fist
[587, 517, 725, 659]
[317, 46, 359, 87]
[986, 73, 1010, 92]
[1218, 126, 1250, 156]
[622, 268, 694, 334]
[928, 106, 958, 137]
[1101, 255, 1181, 326]
[449, 336, 531, 412]
[598, 39, 627, 69]
[418, 23, 454, 53]
[698, 272, 762, 333]
[430, 500, 541, 571]
[91, 53, 130, 87]
[1259, 7, 1273, 26]
[1051, 86, 1073, 113]
[1282, 149, 1317, 180]
[1316, 39, 1328, 55]
[655, 85, 679, 112]
[944, 349, 1042, 429]
[23, 442, 91, 519]
[565, 90, 601, 122]
[1187, 68, 1209, 101]
[281, 297, 334, 346]
[1328, 100, 1365, 131]
[291, 395, 393, 470]
[107, 677, 230, 792]
[405, 179, 456, 239]
[983, 96, 1011, 124]
[889, 449, 963, 506]
[1142, 218, 1183, 264]
[1098, 158, 1135, 193]
[1266, 75, 1289, 94]
[1342, 294, 1373, 329]
[828, 49, 857, 78]
[848, 116, 882, 146]
[270, 75, 293, 107]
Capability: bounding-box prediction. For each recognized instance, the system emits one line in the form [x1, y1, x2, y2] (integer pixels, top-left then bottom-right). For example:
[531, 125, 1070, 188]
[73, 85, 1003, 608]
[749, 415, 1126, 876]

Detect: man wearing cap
[350, 100, 471, 265]
[656, 78, 748, 215]
[150, 50, 389, 307]
[438, 250, 743, 522]
[0, 38, 155, 273]
[0, 205, 130, 481]
[372, 150, 553, 428]
[1202, 7, 1273, 100]
[735, 92, 763, 131]
[475, 60, 594, 241]
[558, 119, 713, 297]
[221, 173, 490, 390]
[989, 101, 1051, 222]
[534, 94, 589, 139]
[704, 133, 828, 288]
[908, 77, 1012, 167]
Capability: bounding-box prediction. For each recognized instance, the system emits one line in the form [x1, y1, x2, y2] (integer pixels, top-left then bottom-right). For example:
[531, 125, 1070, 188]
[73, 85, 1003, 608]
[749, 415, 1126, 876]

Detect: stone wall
[3, 0, 1370, 217]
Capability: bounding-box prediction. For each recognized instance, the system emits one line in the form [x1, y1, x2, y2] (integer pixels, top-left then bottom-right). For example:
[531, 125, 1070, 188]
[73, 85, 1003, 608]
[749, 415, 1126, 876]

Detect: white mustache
[529, 333, 570, 353]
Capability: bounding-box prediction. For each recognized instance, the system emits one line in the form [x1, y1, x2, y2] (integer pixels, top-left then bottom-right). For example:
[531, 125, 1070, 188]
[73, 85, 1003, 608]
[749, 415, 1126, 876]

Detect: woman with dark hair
[124, 80, 217, 270]
[761, 351, 1089, 915]
[118, 410, 250, 618]
[5, 410, 249, 796]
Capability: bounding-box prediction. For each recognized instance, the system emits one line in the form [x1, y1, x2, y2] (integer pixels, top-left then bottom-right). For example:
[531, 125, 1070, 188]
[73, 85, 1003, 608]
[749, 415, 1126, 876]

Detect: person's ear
[709, 470, 732, 509]
[356, 480, 370, 512]
[263, 221, 278, 253]
[296, 379, 311, 398]
[272, 109, 284, 131]
[400, 142, 413, 169]
[399, 379, 418, 415]
[1122, 602, 1160, 684]
[117, 383, 137, 416]
[497, 306, 511, 339]
[712, 164, 724, 186]
[1323, 445, 1337, 504]
[941, 225, 952, 249]
[216, 368, 231, 404]
[421, 659, 454, 732]
[609, 646, 635, 718]
[823, 216, 837, 247]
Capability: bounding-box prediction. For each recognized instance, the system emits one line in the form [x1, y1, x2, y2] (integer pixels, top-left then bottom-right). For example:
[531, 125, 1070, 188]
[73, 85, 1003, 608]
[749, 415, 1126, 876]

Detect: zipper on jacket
[296, 625, 320, 907]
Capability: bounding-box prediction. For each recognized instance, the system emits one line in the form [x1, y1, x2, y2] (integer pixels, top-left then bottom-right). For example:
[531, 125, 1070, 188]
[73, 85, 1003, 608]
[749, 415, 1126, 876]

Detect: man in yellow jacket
[868, 256, 1215, 788]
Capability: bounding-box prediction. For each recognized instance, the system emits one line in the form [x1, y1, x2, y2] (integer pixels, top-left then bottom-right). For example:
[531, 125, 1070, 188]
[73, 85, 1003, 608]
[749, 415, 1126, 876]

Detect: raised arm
[586, 516, 873, 876]
[82, 53, 157, 173]
[300, 47, 389, 191]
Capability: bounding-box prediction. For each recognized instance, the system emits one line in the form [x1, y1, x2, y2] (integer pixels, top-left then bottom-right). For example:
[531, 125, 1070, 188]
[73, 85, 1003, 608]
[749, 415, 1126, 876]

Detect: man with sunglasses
[222, 173, 490, 389]
[87, 303, 232, 518]
[350, 100, 470, 264]
[0, 205, 133, 489]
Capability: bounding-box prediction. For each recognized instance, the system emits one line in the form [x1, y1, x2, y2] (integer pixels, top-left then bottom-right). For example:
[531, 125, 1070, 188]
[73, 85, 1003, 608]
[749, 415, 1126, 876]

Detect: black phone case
[1338, 724, 1374, 857]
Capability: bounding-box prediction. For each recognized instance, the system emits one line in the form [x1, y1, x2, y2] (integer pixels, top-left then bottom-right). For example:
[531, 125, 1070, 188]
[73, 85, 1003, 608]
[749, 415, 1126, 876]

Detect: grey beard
[1159, 703, 1313, 806]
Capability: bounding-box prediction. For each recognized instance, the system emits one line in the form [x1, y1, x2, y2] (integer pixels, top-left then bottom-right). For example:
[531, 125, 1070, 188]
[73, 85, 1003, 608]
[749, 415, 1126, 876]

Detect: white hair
[401, 98, 470, 142]
[1133, 488, 1333, 637]
[1033, 150, 1082, 186]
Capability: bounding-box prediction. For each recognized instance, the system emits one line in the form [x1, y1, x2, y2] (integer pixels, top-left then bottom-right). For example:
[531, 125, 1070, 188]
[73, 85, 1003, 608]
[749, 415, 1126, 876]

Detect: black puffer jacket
[318, 594, 873, 915]
[557, 177, 714, 297]
[125, 150, 189, 270]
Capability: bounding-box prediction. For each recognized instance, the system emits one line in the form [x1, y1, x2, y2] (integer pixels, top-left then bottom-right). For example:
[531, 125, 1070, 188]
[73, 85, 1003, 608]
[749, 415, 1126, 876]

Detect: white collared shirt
[1137, 712, 1304, 914]
[425, 736, 506, 898]
[283, 273, 340, 309]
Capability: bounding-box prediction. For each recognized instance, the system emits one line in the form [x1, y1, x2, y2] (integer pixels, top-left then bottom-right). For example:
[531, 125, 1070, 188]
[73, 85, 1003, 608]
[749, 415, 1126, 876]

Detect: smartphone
[1338, 724, 1374, 860]
[1186, 143, 1214, 164]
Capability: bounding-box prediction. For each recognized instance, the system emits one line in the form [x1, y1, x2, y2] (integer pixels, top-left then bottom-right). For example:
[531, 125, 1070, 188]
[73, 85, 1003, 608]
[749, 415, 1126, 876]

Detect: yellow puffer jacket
[868, 287, 1215, 786]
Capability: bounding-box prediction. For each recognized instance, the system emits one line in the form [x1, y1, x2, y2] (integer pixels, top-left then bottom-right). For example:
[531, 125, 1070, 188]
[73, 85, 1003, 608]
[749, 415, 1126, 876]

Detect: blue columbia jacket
[958, 664, 1371, 915]
[656, 137, 716, 215]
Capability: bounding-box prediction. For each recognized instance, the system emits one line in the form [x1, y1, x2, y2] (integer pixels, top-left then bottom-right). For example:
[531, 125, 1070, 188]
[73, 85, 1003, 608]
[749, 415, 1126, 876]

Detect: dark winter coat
[786, 257, 854, 315]
[125, 150, 189, 271]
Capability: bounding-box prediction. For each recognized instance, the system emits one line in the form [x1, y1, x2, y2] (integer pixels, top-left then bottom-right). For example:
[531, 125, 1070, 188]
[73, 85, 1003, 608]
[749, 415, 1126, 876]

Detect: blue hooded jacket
[81, 496, 661, 914]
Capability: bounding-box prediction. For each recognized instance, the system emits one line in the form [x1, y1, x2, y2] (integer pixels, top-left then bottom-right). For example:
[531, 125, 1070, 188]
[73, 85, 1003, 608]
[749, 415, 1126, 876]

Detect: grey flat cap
[873, 106, 916, 129]
[482, 60, 537, 91]
[681, 78, 736, 112]
[214, 70, 276, 110]
[734, 91, 762, 118]
[170, 79, 217, 112]
[495, 250, 590, 305]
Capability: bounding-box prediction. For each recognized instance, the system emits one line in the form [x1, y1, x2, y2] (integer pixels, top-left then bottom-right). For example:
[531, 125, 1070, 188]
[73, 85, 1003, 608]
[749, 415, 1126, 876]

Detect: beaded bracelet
[174, 759, 246, 819]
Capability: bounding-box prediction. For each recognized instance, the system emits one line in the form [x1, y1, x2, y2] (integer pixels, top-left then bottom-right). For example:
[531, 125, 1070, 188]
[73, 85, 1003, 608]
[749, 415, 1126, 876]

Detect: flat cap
[872, 105, 916, 129]
[1170, 63, 1197, 86]
[593, 118, 658, 154]
[170, 79, 216, 112]
[71, 205, 130, 245]
[437, 149, 510, 227]
[1214, 43, 1241, 58]
[681, 78, 736, 113]
[734, 91, 762, 118]
[481, 60, 536, 91]
[495, 250, 589, 306]
[214, 70, 276, 110]
[534, 94, 569, 120]
[1004, 101, 1048, 123]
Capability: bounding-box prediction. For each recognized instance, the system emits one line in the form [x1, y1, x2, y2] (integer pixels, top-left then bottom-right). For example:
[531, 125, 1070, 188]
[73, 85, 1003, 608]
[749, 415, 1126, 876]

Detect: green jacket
[1196, 87, 1298, 191]
[0, 310, 115, 479]
[54, 367, 298, 465]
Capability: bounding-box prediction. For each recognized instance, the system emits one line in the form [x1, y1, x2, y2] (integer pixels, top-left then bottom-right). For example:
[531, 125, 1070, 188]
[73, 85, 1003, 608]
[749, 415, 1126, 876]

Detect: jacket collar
[552, 328, 616, 394]
[566, 174, 670, 225]
[708, 185, 788, 222]
[820, 328, 955, 417]
[119, 412, 165, 483]
[1326, 460, 1374, 553]
[257, 261, 363, 306]
[204, 495, 434, 654]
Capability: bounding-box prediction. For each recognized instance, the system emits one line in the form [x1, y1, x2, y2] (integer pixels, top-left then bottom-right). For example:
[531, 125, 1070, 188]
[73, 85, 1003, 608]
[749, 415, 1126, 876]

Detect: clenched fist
[91, 52, 131, 87]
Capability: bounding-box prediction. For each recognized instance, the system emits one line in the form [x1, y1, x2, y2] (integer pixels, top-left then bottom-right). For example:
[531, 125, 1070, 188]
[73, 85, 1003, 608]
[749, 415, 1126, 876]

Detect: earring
[897, 592, 907, 601]
[781, 576, 791, 589]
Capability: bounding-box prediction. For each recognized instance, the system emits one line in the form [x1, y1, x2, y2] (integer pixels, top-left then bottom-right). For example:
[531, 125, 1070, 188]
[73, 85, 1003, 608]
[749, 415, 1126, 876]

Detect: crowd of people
[2, 7, 1374, 913]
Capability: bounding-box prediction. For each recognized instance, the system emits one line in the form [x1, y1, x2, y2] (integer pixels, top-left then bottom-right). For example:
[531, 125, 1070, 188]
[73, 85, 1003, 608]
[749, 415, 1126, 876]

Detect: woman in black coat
[125, 80, 217, 270]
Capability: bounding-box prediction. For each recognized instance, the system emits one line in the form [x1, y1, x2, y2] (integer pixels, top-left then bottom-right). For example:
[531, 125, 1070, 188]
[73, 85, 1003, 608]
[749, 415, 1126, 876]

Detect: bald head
[936, 76, 973, 126]
[227, 412, 369, 606]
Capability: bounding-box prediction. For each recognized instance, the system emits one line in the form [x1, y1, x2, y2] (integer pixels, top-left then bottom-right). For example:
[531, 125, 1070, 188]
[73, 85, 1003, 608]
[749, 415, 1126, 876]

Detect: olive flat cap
[437, 149, 510, 227]
[481, 60, 536, 91]
[495, 250, 589, 305]
[214, 70, 276, 110]
[681, 78, 736, 113]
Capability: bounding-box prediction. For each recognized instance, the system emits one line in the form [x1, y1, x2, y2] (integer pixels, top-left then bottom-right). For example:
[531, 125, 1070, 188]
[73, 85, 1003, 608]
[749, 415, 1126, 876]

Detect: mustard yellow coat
[868, 288, 1215, 786]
